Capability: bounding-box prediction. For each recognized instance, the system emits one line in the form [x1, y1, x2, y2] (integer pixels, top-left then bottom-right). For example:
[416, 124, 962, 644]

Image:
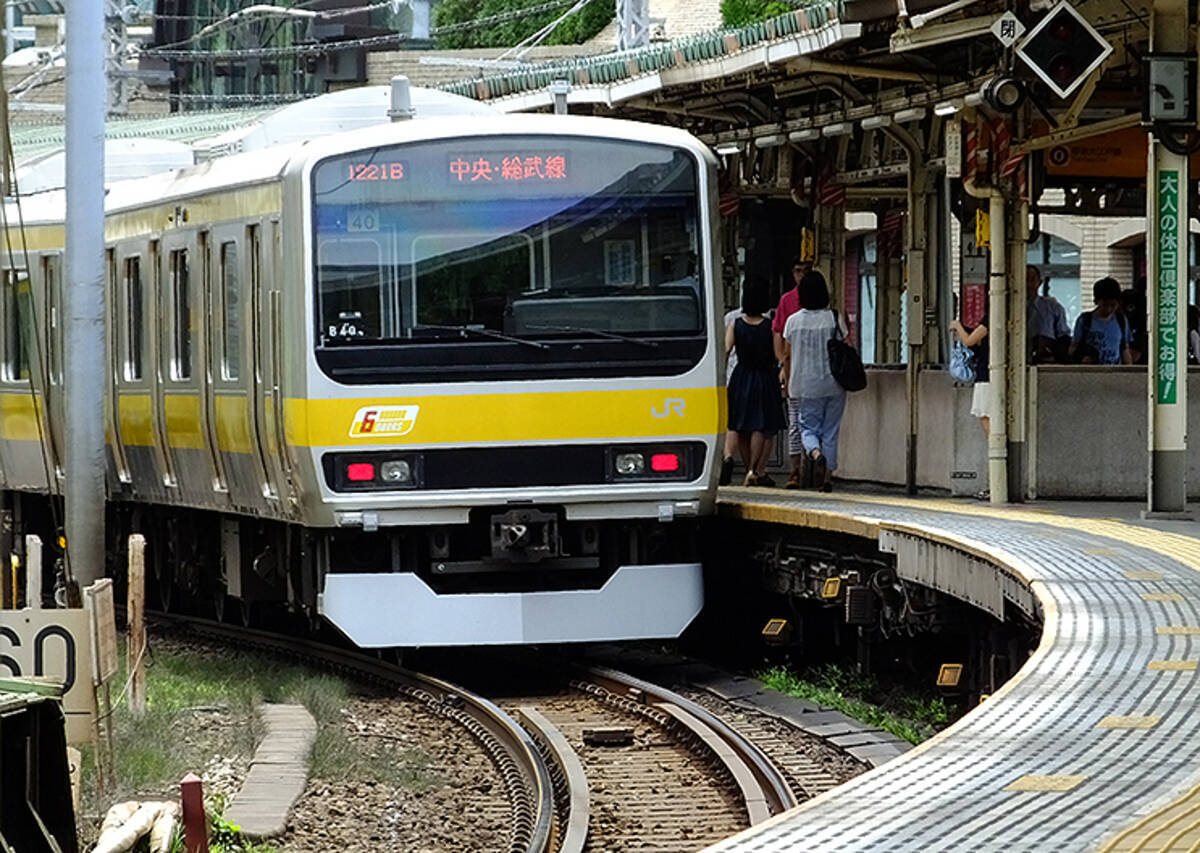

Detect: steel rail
[579, 665, 798, 822]
[148, 615, 555, 853]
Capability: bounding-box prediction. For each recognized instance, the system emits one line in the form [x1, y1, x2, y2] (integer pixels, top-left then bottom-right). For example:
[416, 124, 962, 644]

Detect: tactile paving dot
[1143, 592, 1185, 602]
[1096, 715, 1161, 729]
[1147, 660, 1199, 671]
[1005, 775, 1087, 792]
[1124, 570, 1166, 580]
[1157, 626, 1200, 635]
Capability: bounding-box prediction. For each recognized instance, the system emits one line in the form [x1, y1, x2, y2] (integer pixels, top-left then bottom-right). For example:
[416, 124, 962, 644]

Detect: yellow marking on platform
[1157, 626, 1200, 635]
[1005, 775, 1086, 792]
[1097, 715, 1161, 729]
[1086, 547, 1120, 555]
[1125, 570, 1166, 580]
[1143, 593, 1185, 602]
[1148, 660, 1198, 671]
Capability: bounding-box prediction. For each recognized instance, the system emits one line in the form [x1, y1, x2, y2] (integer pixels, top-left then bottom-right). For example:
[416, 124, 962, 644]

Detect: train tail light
[346, 462, 375, 482]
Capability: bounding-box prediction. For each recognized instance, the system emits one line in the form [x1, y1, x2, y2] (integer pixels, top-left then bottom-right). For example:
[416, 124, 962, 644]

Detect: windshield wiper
[415, 324, 549, 351]
[524, 323, 659, 348]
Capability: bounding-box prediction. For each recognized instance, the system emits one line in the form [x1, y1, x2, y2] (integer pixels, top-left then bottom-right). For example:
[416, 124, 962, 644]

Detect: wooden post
[128, 534, 146, 716]
[25, 535, 41, 609]
[180, 773, 208, 853]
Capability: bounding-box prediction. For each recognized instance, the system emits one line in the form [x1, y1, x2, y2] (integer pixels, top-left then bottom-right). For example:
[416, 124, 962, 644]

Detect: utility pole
[1144, 0, 1193, 518]
[64, 0, 109, 587]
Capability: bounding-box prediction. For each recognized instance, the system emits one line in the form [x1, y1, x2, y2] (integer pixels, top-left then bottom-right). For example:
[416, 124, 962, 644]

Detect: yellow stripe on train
[287, 387, 725, 447]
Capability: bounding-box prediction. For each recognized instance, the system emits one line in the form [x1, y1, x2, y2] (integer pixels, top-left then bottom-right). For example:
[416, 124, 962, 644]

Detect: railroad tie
[224, 703, 318, 840]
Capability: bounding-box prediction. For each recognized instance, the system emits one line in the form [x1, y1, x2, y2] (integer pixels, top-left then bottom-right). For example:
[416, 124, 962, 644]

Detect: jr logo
[349, 405, 420, 438]
[652, 398, 686, 418]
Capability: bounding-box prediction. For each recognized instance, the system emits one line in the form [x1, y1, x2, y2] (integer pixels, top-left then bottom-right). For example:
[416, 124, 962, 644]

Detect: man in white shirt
[1026, 265, 1070, 363]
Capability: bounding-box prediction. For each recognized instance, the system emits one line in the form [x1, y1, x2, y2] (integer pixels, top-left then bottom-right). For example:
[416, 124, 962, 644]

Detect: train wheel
[239, 599, 254, 628]
[213, 590, 227, 623]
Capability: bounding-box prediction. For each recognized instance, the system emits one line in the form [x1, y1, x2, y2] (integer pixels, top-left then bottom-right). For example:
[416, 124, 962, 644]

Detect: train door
[197, 230, 228, 496]
[247, 222, 279, 504]
[105, 248, 131, 485]
[266, 218, 297, 506]
[41, 254, 64, 488]
[160, 234, 204, 498]
[146, 240, 177, 490]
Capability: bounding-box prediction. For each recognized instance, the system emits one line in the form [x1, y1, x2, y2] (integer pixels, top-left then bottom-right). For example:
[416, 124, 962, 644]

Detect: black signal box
[1016, 1, 1113, 99]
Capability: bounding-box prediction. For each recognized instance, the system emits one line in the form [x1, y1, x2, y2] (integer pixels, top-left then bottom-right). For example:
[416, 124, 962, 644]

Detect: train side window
[2, 270, 28, 382]
[220, 241, 240, 380]
[170, 249, 191, 380]
[124, 256, 144, 381]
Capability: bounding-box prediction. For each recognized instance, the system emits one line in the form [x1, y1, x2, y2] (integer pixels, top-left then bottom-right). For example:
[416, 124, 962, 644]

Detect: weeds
[758, 663, 954, 745]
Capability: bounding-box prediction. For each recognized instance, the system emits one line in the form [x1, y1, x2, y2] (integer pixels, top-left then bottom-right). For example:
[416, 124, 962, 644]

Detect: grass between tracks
[78, 636, 431, 849]
[759, 663, 952, 745]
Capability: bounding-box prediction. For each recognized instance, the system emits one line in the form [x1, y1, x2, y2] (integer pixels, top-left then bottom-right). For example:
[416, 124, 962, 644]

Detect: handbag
[949, 341, 976, 383]
[827, 311, 867, 392]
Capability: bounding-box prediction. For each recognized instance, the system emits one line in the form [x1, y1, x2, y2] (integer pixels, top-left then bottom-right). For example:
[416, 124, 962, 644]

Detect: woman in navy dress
[725, 282, 785, 486]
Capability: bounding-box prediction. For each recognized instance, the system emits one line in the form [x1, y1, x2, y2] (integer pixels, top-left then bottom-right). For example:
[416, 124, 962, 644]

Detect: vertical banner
[1156, 170, 1180, 404]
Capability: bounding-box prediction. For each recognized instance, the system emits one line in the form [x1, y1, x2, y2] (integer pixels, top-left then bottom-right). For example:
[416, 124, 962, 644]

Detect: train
[2, 82, 724, 646]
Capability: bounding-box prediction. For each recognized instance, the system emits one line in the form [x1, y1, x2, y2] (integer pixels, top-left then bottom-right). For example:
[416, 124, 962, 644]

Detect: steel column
[65, 2, 108, 587]
[1145, 0, 1191, 517]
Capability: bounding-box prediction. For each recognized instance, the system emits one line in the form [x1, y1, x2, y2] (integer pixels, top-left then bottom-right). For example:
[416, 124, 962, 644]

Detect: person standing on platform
[726, 282, 784, 486]
[719, 297, 744, 486]
[1026, 265, 1070, 363]
[949, 309, 990, 500]
[1069, 277, 1132, 365]
[782, 271, 845, 492]
[772, 256, 811, 364]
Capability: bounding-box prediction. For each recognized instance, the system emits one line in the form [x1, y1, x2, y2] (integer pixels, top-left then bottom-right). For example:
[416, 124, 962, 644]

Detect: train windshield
[311, 135, 707, 383]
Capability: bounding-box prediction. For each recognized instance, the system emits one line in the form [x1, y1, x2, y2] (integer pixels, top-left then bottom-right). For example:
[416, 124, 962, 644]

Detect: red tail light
[346, 462, 375, 482]
[650, 453, 680, 472]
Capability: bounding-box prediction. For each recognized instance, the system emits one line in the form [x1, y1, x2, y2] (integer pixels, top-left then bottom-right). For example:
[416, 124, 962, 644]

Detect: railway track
[147, 614, 805, 851]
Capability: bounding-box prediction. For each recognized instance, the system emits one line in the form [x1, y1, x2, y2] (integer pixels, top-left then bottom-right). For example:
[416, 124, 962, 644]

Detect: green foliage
[433, 0, 615, 50]
[207, 793, 279, 853]
[720, 0, 791, 27]
[758, 663, 954, 745]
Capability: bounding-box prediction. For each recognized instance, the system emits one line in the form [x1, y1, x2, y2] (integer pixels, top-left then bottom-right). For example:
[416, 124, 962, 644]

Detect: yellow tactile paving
[1005, 774, 1087, 792]
[1147, 660, 1198, 671]
[1096, 715, 1161, 729]
[718, 488, 1200, 851]
[1126, 570, 1168, 580]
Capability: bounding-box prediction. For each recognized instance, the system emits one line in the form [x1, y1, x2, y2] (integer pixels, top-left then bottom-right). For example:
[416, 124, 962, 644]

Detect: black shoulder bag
[827, 310, 867, 392]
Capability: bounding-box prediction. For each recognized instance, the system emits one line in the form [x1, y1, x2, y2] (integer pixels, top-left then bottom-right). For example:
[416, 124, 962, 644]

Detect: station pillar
[1144, 0, 1192, 517]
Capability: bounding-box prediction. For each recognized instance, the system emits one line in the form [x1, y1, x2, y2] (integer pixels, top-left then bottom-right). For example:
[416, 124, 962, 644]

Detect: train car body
[1, 87, 723, 646]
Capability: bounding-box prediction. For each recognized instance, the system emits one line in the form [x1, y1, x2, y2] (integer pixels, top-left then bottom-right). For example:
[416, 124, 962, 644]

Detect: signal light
[1015, 1, 1112, 99]
[650, 453, 680, 472]
[346, 462, 375, 482]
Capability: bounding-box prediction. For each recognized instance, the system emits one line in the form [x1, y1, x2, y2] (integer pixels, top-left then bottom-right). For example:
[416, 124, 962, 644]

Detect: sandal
[743, 471, 758, 487]
[785, 472, 801, 489]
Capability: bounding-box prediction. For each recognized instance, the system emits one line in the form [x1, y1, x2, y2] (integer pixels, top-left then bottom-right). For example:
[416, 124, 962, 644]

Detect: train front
[290, 115, 722, 647]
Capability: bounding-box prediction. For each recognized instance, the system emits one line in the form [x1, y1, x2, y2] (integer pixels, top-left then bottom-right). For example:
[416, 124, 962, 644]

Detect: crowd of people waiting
[720, 257, 848, 492]
[720, 259, 1200, 493]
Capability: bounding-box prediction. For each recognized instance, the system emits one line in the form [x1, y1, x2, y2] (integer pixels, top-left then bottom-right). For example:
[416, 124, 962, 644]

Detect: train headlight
[614, 453, 645, 475]
[380, 459, 412, 484]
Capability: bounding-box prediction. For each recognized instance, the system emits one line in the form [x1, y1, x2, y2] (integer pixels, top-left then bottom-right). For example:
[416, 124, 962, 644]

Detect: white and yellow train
[4, 86, 723, 645]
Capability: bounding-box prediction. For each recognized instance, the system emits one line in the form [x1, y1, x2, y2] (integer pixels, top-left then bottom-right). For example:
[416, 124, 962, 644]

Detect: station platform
[706, 487, 1200, 853]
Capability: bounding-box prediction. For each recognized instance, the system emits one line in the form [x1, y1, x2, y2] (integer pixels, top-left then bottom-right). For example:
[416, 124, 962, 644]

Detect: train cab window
[2, 270, 28, 382]
[169, 249, 191, 380]
[220, 241, 240, 380]
[123, 257, 144, 381]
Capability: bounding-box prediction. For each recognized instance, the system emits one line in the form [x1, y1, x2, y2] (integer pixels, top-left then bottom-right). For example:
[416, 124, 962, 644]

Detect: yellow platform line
[718, 488, 1200, 852]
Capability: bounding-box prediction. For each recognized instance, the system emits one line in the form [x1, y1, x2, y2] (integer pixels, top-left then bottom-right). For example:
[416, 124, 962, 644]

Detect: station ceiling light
[714, 141, 742, 155]
[788, 128, 820, 142]
[893, 107, 926, 123]
[861, 115, 892, 130]
[933, 100, 960, 116]
[822, 122, 852, 137]
[754, 133, 786, 148]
